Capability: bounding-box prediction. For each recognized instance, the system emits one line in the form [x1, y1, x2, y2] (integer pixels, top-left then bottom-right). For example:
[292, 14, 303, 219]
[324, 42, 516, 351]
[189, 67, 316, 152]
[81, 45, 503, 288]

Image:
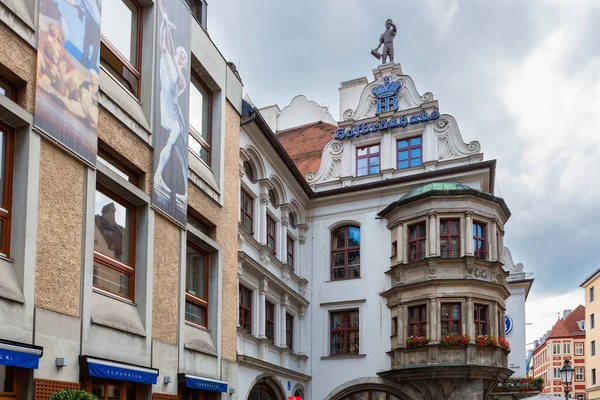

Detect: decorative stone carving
[395, 269, 404, 285]
[434, 115, 482, 161]
[306, 141, 344, 184]
[474, 268, 488, 279]
[259, 193, 270, 205]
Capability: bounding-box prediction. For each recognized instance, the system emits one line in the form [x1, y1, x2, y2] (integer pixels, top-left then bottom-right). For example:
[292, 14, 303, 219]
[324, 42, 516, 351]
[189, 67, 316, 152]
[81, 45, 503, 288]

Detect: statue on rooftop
[371, 19, 397, 64]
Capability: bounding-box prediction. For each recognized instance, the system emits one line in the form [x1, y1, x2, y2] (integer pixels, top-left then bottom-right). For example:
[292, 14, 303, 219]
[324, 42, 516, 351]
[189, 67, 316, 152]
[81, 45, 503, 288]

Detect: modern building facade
[236, 62, 530, 400]
[531, 306, 586, 399]
[581, 269, 600, 400]
[0, 0, 243, 399]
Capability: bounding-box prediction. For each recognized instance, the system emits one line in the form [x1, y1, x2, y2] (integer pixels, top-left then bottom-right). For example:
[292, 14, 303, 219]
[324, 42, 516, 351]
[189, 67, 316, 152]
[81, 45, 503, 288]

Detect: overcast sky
[208, 0, 600, 345]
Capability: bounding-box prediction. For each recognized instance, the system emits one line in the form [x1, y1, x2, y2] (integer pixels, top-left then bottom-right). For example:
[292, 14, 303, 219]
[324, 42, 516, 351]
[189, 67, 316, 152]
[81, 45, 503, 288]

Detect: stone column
[428, 213, 437, 257]
[490, 219, 498, 262]
[258, 192, 269, 245]
[396, 223, 404, 263]
[499, 309, 506, 338]
[402, 224, 409, 262]
[280, 214, 289, 264]
[297, 306, 305, 355]
[498, 229, 505, 264]
[466, 298, 474, 338]
[465, 212, 474, 256]
[298, 224, 309, 277]
[280, 293, 290, 348]
[492, 302, 499, 337]
[460, 215, 466, 256]
[397, 303, 406, 347]
[237, 259, 244, 328]
[429, 297, 438, 343]
[258, 278, 268, 339]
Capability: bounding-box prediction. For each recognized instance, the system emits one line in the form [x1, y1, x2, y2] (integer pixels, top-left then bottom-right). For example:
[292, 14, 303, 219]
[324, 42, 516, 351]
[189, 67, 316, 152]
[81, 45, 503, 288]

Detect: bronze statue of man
[372, 19, 397, 64]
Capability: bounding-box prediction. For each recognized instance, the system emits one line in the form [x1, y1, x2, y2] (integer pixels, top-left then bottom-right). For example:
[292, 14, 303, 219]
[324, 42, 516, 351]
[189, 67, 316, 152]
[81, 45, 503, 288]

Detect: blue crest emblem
[372, 76, 402, 99]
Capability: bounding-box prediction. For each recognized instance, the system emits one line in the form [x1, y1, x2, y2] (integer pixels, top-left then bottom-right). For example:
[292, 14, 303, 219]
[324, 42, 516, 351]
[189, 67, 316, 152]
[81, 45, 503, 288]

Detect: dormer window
[356, 144, 380, 176]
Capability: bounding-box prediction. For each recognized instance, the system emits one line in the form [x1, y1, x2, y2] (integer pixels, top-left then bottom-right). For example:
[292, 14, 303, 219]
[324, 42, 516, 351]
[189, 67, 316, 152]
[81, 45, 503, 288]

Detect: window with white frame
[554, 367, 561, 379]
[576, 367, 584, 381]
[553, 343, 561, 355]
[576, 394, 584, 400]
[576, 342, 584, 355]
[564, 343, 571, 354]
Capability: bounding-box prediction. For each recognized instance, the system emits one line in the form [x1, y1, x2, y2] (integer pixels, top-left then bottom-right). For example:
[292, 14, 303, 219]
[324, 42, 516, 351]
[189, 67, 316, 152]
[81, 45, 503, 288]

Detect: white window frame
[576, 367, 584, 381]
[554, 367, 561, 379]
[576, 342, 584, 355]
[553, 343, 561, 355]
[564, 343, 571, 354]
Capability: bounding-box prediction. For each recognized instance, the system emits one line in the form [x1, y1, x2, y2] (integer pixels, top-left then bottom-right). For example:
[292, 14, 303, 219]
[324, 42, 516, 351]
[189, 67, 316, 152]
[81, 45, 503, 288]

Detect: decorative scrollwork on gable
[434, 115, 481, 161]
[306, 141, 344, 184]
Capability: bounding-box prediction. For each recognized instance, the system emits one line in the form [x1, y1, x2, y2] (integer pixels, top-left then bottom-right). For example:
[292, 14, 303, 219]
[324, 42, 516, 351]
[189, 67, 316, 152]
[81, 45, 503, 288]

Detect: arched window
[244, 161, 256, 183]
[249, 383, 277, 400]
[341, 391, 401, 400]
[331, 226, 360, 281]
[268, 189, 279, 208]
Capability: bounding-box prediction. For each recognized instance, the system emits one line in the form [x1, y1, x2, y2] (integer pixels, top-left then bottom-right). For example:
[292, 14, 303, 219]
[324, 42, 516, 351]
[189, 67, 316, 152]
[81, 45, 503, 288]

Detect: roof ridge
[276, 120, 338, 135]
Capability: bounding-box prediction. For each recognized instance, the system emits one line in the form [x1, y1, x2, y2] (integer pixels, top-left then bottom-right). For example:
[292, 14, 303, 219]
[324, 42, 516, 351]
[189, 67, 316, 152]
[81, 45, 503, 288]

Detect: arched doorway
[248, 382, 278, 400]
[339, 391, 401, 400]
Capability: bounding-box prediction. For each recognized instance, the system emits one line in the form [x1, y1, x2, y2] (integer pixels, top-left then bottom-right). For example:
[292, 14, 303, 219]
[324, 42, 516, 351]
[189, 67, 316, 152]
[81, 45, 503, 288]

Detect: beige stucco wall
[0, 23, 36, 113]
[97, 108, 153, 194]
[35, 139, 84, 318]
[584, 278, 600, 399]
[187, 102, 240, 361]
[152, 213, 180, 345]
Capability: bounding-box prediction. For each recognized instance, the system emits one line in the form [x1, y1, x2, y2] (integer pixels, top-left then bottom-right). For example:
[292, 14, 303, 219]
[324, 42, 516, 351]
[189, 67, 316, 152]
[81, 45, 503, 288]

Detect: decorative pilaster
[466, 298, 474, 339]
[396, 223, 404, 263]
[428, 213, 437, 257]
[465, 212, 474, 256]
[429, 297, 438, 343]
[492, 302, 499, 337]
[297, 223, 309, 277]
[258, 180, 274, 245]
[297, 305, 306, 355]
[397, 303, 406, 347]
[460, 215, 466, 256]
[490, 219, 498, 262]
[498, 229, 505, 264]
[258, 278, 268, 339]
[279, 294, 290, 348]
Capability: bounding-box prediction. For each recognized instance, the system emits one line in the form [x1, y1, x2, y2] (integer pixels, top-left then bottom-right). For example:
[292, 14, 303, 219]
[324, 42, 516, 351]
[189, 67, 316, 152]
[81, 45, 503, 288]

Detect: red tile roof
[547, 305, 586, 339]
[276, 121, 337, 179]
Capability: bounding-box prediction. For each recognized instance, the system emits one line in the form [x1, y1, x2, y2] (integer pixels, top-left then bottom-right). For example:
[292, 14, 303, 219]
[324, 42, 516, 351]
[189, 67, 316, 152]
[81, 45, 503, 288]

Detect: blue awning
[0, 340, 43, 369]
[183, 374, 228, 393]
[85, 357, 159, 385]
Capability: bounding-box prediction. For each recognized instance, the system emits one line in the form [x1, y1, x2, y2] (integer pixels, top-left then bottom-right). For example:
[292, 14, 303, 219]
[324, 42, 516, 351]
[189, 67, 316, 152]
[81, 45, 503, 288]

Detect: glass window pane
[189, 77, 210, 143]
[91, 381, 105, 399]
[348, 331, 359, 353]
[332, 266, 345, 280]
[332, 229, 346, 249]
[185, 300, 206, 326]
[332, 252, 345, 266]
[357, 158, 368, 169]
[440, 238, 448, 256]
[0, 365, 14, 393]
[331, 332, 344, 354]
[101, 0, 138, 66]
[410, 137, 422, 145]
[411, 148, 422, 158]
[94, 190, 133, 264]
[452, 305, 460, 319]
[348, 227, 360, 246]
[357, 167, 368, 176]
[186, 245, 207, 298]
[370, 145, 380, 153]
[348, 264, 360, 278]
[348, 250, 360, 266]
[440, 221, 448, 234]
[369, 166, 379, 174]
[373, 393, 387, 400]
[93, 261, 131, 297]
[332, 313, 344, 329]
[107, 382, 120, 400]
[398, 140, 408, 148]
[450, 220, 459, 234]
[0, 130, 6, 206]
[398, 150, 408, 161]
[410, 157, 422, 167]
[369, 156, 380, 166]
[357, 148, 368, 156]
[349, 311, 359, 327]
[398, 160, 408, 169]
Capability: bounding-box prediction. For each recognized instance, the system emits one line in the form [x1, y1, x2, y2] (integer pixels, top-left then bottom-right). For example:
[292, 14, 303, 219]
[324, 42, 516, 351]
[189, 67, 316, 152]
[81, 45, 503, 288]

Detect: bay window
[440, 219, 460, 258]
[408, 222, 426, 262]
[408, 305, 427, 337]
[440, 303, 461, 335]
[474, 304, 488, 335]
[93, 186, 136, 300]
[473, 222, 486, 259]
[100, 0, 142, 98]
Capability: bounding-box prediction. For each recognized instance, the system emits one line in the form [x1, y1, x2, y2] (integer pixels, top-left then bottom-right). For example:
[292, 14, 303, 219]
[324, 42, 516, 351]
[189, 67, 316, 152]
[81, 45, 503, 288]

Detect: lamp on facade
[559, 358, 574, 399]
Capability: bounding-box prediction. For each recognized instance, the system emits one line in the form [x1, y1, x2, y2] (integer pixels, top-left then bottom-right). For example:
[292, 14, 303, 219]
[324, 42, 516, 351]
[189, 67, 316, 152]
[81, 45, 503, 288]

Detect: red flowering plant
[476, 335, 511, 354]
[494, 377, 543, 393]
[439, 333, 471, 346]
[405, 336, 431, 348]
[497, 337, 511, 354]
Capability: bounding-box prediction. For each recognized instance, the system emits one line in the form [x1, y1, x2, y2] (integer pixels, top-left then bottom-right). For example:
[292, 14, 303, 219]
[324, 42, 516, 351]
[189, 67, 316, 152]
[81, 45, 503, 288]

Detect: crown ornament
[372, 76, 401, 99]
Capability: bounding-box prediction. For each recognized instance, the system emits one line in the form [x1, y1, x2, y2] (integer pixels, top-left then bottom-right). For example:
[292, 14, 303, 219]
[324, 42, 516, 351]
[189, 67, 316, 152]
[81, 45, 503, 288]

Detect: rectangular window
[189, 74, 212, 166]
[554, 368, 561, 379]
[240, 189, 253, 234]
[0, 76, 17, 102]
[391, 240, 397, 257]
[331, 226, 361, 281]
[440, 219, 460, 258]
[553, 343, 561, 355]
[287, 235, 295, 267]
[408, 304, 427, 337]
[89, 377, 137, 400]
[576, 342, 584, 355]
[564, 343, 571, 354]
[93, 186, 136, 300]
[183, 0, 204, 26]
[0, 125, 14, 257]
[593, 368, 597, 385]
[239, 285, 252, 333]
[473, 222, 486, 260]
[185, 242, 209, 327]
[397, 136, 422, 169]
[592, 313, 596, 329]
[100, 0, 142, 98]
[592, 340, 596, 356]
[97, 149, 139, 185]
[267, 215, 276, 254]
[440, 303, 461, 335]
[591, 287, 595, 302]
[576, 394, 584, 400]
[391, 317, 397, 336]
[408, 222, 426, 262]
[265, 301, 275, 341]
[286, 313, 294, 350]
[330, 310, 359, 355]
[474, 304, 488, 336]
[0, 365, 17, 396]
[576, 367, 584, 381]
[356, 144, 380, 176]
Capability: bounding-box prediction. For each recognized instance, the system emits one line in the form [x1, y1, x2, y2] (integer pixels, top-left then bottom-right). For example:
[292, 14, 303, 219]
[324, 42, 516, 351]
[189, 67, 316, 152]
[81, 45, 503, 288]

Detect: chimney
[563, 309, 572, 319]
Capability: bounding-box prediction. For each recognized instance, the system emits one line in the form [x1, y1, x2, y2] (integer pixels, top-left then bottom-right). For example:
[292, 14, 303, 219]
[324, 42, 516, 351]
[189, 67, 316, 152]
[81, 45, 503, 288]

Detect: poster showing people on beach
[35, 0, 102, 165]
[152, 0, 191, 226]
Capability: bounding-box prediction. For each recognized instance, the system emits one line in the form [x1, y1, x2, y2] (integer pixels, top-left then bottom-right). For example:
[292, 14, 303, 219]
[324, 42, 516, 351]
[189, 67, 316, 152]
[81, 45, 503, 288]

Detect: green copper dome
[400, 182, 473, 201]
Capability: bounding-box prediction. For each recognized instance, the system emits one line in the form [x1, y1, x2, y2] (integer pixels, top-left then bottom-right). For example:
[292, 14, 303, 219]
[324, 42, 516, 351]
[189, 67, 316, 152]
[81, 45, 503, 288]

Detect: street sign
[505, 314, 513, 334]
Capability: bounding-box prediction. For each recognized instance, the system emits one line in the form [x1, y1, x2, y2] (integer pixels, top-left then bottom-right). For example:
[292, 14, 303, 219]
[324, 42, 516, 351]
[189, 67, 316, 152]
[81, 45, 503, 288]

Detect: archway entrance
[248, 383, 278, 400]
[339, 391, 401, 400]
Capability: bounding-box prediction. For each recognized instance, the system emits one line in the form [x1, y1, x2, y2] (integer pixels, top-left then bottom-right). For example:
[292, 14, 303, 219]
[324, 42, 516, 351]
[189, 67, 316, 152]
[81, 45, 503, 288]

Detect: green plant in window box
[49, 389, 98, 400]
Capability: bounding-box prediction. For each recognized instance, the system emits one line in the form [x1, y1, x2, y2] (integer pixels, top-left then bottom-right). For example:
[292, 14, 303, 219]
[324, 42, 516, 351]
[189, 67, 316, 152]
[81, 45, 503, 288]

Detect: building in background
[581, 268, 600, 400]
[531, 306, 586, 399]
[0, 0, 242, 399]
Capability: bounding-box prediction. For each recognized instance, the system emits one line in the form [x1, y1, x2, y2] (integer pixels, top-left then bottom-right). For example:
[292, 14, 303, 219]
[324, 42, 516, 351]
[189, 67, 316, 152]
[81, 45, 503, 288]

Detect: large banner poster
[35, 0, 102, 165]
[152, 0, 191, 226]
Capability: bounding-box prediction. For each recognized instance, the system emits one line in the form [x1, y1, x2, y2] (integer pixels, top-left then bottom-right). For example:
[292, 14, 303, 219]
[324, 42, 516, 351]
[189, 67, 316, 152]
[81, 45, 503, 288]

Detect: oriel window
[408, 305, 427, 337]
[93, 186, 136, 300]
[440, 303, 461, 335]
[474, 304, 488, 335]
[440, 219, 460, 258]
[408, 222, 426, 262]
